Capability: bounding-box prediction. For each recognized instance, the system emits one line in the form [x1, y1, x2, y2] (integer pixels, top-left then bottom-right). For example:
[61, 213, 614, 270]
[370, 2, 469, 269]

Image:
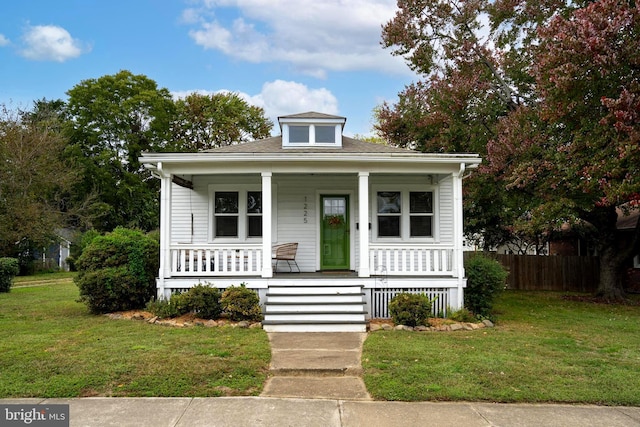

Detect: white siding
[168, 172, 456, 271]
[275, 174, 358, 272]
[170, 175, 260, 244]
[170, 183, 200, 244]
[438, 174, 454, 244]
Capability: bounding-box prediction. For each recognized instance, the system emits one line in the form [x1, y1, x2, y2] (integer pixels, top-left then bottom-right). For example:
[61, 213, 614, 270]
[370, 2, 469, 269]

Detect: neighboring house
[139, 112, 481, 331]
[31, 230, 73, 272]
[548, 222, 595, 257]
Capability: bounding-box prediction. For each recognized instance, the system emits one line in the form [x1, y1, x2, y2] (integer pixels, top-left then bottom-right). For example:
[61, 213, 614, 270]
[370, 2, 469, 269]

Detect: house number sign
[303, 196, 309, 223]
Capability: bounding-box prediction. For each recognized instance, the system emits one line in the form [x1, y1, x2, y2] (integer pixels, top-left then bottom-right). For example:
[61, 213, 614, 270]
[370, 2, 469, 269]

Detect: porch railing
[168, 244, 455, 277]
[169, 244, 262, 276]
[369, 245, 454, 276]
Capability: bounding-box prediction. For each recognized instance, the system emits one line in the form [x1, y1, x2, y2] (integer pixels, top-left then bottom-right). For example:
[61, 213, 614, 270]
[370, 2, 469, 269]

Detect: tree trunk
[596, 246, 626, 301]
[585, 205, 627, 301]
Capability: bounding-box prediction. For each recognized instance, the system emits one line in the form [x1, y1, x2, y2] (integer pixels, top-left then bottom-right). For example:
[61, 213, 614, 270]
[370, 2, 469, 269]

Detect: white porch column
[453, 163, 466, 308]
[158, 163, 172, 299]
[358, 172, 370, 277]
[261, 172, 273, 278]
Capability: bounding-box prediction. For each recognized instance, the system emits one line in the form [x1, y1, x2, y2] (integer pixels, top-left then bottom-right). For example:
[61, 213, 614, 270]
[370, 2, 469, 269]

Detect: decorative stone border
[106, 311, 494, 332]
[105, 311, 262, 329]
[369, 319, 494, 332]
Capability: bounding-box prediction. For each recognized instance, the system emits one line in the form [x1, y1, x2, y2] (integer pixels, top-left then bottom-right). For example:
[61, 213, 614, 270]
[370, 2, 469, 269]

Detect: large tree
[378, 0, 640, 299]
[65, 72, 274, 232]
[0, 103, 75, 259]
[65, 70, 176, 232]
[169, 92, 272, 151]
[486, 0, 640, 299]
[377, 0, 542, 251]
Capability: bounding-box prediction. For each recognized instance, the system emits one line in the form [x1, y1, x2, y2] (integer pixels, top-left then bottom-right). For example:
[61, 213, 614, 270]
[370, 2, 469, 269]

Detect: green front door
[320, 195, 350, 270]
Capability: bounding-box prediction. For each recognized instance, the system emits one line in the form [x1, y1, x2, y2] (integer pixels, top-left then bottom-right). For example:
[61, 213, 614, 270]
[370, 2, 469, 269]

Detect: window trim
[209, 185, 263, 243]
[283, 124, 340, 147]
[371, 186, 438, 243]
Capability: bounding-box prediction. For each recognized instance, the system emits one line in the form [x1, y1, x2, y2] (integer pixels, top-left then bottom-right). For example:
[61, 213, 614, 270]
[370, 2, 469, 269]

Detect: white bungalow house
[139, 112, 481, 332]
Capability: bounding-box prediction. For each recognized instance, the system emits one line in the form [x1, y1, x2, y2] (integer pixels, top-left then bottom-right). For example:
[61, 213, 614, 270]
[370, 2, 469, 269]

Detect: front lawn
[0, 275, 271, 397]
[363, 291, 640, 405]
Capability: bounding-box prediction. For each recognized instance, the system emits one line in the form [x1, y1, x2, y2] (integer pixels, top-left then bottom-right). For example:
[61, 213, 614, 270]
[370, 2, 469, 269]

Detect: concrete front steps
[262, 284, 367, 333]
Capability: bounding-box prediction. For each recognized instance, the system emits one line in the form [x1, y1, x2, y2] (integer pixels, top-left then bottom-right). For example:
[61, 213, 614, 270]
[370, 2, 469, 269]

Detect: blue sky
[0, 0, 416, 137]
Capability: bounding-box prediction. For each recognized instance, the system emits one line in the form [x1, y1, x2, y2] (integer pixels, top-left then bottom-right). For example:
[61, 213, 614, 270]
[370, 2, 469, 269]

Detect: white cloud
[180, 8, 202, 25]
[172, 80, 339, 132]
[20, 25, 88, 62]
[0, 34, 9, 46]
[185, 0, 410, 77]
[251, 80, 339, 118]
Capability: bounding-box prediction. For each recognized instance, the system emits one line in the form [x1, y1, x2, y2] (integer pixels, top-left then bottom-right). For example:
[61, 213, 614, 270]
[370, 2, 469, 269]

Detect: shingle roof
[278, 112, 346, 120]
[201, 136, 413, 154]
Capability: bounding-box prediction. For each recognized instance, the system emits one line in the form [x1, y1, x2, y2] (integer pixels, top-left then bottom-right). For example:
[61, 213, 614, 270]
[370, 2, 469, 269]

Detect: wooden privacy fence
[488, 254, 599, 292]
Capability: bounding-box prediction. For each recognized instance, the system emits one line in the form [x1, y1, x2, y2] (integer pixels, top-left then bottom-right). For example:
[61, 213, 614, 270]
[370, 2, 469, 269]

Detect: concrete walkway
[261, 332, 370, 400]
[3, 397, 639, 426]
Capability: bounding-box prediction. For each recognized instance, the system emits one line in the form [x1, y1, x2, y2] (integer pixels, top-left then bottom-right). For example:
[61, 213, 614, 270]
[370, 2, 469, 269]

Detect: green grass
[6, 275, 640, 403]
[363, 291, 640, 405]
[0, 274, 271, 398]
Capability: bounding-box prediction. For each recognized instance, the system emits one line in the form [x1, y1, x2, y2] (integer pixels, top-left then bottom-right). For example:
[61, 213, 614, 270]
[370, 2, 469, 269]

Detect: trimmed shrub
[180, 284, 223, 319]
[0, 257, 20, 293]
[146, 285, 222, 320]
[221, 284, 262, 321]
[388, 292, 432, 327]
[448, 306, 476, 322]
[146, 295, 185, 319]
[66, 229, 100, 271]
[75, 227, 159, 314]
[464, 253, 508, 318]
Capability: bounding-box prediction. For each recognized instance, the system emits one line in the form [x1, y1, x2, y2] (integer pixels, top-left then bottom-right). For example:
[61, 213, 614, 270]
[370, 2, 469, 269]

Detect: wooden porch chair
[272, 243, 300, 273]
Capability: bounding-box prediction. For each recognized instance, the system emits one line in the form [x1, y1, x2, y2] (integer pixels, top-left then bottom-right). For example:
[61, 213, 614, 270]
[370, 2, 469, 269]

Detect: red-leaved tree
[379, 0, 640, 299]
[488, 0, 640, 299]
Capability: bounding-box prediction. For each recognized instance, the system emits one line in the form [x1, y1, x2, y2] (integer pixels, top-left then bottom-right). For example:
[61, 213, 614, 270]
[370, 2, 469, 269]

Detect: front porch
[157, 241, 464, 331]
[158, 249, 461, 322]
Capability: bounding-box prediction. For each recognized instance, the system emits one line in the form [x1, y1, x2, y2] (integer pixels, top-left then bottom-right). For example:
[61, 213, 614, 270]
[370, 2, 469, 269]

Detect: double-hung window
[214, 192, 239, 237]
[377, 192, 402, 237]
[212, 189, 262, 240]
[409, 191, 433, 237]
[375, 190, 435, 240]
[247, 191, 262, 237]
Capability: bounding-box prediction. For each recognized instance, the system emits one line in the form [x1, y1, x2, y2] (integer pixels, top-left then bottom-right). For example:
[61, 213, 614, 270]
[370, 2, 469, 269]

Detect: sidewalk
[2, 397, 640, 427]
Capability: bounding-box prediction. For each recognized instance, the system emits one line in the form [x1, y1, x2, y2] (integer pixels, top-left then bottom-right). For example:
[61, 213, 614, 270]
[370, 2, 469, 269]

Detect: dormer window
[315, 126, 336, 143]
[289, 125, 310, 143]
[279, 112, 346, 148]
